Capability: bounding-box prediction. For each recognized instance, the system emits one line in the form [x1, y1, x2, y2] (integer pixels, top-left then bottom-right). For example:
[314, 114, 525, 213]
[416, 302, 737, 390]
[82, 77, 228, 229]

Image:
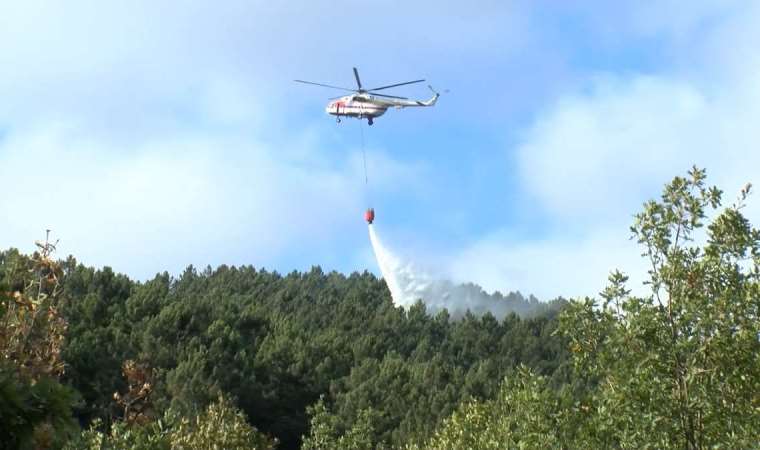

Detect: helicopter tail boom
[419, 90, 439, 107]
[394, 90, 439, 108]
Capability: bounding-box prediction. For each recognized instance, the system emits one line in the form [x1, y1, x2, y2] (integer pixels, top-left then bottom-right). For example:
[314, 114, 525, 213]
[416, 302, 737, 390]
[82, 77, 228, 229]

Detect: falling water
[368, 224, 528, 318]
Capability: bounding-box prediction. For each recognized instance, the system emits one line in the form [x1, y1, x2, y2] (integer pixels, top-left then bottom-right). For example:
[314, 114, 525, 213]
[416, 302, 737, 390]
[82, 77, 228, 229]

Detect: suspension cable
[360, 119, 368, 186]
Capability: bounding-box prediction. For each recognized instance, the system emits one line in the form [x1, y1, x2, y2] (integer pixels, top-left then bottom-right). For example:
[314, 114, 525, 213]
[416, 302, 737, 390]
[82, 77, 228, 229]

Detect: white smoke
[368, 224, 538, 319]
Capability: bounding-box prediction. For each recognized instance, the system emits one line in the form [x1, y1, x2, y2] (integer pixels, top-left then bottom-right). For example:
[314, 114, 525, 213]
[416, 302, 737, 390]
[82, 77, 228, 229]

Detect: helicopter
[295, 67, 439, 125]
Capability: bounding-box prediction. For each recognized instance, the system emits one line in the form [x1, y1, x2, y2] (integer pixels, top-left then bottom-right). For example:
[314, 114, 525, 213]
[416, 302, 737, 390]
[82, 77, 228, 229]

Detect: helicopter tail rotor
[428, 85, 449, 95]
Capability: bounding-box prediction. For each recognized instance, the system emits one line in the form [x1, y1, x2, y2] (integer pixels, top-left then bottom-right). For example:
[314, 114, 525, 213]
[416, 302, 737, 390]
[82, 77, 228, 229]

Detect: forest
[2, 167, 759, 449]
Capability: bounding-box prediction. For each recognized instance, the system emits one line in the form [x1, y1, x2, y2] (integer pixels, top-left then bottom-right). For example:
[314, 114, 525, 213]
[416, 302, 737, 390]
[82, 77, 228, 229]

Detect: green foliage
[559, 167, 760, 448]
[65, 419, 169, 450]
[412, 167, 759, 449]
[301, 398, 374, 450]
[297, 303, 568, 448]
[409, 366, 577, 450]
[48, 261, 567, 449]
[0, 365, 79, 450]
[59, 263, 135, 425]
[65, 395, 276, 450]
[168, 395, 277, 450]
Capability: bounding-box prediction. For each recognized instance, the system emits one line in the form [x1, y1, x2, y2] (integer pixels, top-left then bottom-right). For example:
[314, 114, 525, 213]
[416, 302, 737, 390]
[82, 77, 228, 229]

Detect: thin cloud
[0, 122, 421, 279]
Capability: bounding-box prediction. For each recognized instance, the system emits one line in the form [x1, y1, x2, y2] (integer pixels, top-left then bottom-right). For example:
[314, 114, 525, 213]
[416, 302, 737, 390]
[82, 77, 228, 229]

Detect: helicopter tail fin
[425, 85, 440, 106]
[423, 93, 439, 106]
[415, 86, 439, 106]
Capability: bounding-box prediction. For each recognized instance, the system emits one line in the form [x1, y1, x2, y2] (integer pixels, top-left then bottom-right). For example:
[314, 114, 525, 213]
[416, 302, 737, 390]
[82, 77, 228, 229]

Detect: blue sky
[2, 1, 759, 299]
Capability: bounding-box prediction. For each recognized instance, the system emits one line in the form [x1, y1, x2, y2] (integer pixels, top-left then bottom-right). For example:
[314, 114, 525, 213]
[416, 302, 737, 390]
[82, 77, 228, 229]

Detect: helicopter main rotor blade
[370, 93, 408, 100]
[329, 93, 407, 100]
[294, 79, 357, 92]
[353, 67, 363, 90]
[368, 79, 425, 92]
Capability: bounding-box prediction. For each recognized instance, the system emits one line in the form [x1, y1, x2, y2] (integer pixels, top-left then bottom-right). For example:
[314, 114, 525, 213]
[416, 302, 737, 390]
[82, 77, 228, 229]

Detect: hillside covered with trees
[1, 236, 567, 449]
[2, 167, 759, 449]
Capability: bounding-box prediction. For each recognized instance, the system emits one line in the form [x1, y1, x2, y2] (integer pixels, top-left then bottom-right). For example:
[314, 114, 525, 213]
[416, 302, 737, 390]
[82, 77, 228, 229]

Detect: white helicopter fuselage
[325, 92, 439, 121]
[326, 95, 388, 119]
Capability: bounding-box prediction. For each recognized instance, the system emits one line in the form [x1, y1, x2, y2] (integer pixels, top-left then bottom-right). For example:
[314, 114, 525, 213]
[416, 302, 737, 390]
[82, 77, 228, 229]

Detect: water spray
[368, 222, 531, 319]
